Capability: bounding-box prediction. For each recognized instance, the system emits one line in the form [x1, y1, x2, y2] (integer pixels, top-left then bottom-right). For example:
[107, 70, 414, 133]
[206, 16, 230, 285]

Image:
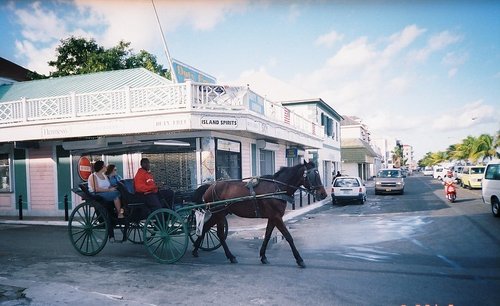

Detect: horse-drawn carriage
[68, 141, 327, 267]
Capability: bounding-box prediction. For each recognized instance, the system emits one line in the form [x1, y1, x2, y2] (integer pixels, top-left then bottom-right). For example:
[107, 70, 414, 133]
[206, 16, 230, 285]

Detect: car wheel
[400, 189, 404, 195]
[331, 196, 336, 205]
[492, 198, 500, 218]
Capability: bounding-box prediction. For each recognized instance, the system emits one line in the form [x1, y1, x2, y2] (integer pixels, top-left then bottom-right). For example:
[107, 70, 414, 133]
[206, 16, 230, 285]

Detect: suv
[461, 166, 486, 189]
[375, 169, 405, 195]
[482, 161, 500, 217]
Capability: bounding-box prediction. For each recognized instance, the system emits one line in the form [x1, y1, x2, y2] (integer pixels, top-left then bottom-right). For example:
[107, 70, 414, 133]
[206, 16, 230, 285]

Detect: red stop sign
[78, 157, 92, 181]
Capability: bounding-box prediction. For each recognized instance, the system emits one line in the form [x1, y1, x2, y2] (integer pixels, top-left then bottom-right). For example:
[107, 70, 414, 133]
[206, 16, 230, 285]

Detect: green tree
[47, 36, 168, 78]
[471, 134, 496, 163]
[48, 37, 103, 76]
[454, 135, 476, 163]
[392, 144, 403, 168]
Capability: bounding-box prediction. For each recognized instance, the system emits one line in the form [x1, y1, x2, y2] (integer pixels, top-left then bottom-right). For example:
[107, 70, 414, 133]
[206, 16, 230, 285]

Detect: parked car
[423, 166, 434, 176]
[461, 166, 486, 189]
[482, 161, 500, 217]
[374, 169, 405, 195]
[331, 176, 366, 205]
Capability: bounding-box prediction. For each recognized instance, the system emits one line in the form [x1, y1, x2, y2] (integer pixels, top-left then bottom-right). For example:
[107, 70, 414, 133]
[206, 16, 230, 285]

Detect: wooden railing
[0, 81, 321, 136]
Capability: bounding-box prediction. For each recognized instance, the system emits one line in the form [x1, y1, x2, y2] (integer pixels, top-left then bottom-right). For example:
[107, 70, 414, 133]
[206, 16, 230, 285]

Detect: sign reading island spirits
[200, 116, 239, 128]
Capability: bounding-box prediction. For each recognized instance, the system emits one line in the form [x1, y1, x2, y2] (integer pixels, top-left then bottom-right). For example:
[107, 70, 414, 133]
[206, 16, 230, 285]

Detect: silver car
[375, 169, 405, 195]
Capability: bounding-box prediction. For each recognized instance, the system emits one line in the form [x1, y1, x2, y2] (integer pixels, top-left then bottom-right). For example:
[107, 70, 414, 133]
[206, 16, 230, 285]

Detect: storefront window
[260, 150, 275, 175]
[216, 139, 241, 180]
[0, 153, 11, 192]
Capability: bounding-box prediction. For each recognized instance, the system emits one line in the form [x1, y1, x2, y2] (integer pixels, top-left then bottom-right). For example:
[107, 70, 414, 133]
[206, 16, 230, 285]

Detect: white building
[340, 116, 381, 180]
[0, 68, 335, 217]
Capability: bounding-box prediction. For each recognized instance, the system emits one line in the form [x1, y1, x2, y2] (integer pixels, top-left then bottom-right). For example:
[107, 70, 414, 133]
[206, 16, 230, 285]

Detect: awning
[71, 140, 191, 156]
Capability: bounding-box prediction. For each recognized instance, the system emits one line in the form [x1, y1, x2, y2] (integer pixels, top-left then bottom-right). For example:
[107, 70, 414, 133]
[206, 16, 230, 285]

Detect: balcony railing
[0, 81, 321, 137]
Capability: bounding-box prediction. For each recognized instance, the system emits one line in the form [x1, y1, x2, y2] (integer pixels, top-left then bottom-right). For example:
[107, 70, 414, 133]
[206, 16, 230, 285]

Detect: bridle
[302, 167, 324, 192]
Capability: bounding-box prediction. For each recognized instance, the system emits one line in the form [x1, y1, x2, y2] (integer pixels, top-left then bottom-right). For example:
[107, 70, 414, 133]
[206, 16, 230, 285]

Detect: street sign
[78, 156, 92, 181]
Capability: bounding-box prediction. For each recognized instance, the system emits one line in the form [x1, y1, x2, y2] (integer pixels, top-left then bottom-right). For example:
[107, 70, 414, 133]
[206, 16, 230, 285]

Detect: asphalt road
[1, 174, 499, 306]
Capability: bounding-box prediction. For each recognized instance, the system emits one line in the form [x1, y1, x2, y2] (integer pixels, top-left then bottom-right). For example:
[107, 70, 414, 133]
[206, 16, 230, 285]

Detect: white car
[331, 176, 366, 205]
[482, 160, 500, 217]
[423, 167, 434, 176]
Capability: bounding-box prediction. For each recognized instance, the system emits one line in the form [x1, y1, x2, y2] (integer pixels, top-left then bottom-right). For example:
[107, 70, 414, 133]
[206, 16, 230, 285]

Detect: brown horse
[192, 161, 327, 268]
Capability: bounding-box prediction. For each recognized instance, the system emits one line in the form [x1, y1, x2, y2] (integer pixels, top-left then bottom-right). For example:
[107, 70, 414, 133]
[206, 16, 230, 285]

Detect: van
[461, 166, 486, 189]
[482, 160, 500, 217]
[433, 167, 445, 180]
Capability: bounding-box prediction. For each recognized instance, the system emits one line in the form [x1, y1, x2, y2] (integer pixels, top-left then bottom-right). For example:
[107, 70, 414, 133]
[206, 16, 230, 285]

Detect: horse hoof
[297, 261, 306, 268]
[230, 257, 238, 264]
[261, 258, 269, 265]
[192, 250, 199, 258]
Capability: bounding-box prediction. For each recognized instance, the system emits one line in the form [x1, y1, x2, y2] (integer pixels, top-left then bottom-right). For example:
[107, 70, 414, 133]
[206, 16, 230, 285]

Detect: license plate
[385, 188, 392, 192]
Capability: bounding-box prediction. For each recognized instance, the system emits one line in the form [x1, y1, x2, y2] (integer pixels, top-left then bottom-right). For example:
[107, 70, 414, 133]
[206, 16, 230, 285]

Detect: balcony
[0, 81, 323, 144]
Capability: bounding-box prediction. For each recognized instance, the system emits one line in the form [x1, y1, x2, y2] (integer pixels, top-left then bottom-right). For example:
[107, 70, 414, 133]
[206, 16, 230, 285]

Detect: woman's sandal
[118, 208, 125, 219]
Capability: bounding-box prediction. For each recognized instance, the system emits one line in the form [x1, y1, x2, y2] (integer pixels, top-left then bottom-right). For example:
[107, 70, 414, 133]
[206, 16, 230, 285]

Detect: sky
[1, 0, 499, 160]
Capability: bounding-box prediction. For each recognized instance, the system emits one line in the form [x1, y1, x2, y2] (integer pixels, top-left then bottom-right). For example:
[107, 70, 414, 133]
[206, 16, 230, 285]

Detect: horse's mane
[272, 162, 315, 179]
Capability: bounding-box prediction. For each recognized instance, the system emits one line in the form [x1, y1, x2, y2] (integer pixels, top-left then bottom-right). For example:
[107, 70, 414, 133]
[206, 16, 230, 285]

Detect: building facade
[282, 99, 343, 187]
[340, 116, 381, 180]
[0, 68, 330, 217]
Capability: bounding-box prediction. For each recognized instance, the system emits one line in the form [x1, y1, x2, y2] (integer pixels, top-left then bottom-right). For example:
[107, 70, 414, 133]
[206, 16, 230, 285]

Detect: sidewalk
[0, 197, 331, 230]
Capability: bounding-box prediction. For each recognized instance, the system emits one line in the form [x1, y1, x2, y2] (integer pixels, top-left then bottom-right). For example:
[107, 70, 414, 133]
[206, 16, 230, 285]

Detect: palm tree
[471, 134, 495, 164]
[454, 135, 476, 164]
[430, 151, 447, 165]
[495, 130, 500, 158]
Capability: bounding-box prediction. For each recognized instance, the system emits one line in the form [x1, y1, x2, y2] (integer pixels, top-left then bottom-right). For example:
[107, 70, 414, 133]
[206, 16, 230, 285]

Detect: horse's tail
[192, 183, 211, 204]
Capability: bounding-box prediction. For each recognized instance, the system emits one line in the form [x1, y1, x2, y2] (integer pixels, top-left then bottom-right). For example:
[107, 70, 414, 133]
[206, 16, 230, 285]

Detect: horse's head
[302, 161, 328, 200]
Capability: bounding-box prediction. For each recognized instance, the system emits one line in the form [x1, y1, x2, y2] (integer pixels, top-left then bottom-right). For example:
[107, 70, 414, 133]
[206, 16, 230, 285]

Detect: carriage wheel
[127, 221, 145, 244]
[68, 201, 109, 256]
[143, 208, 188, 264]
[188, 212, 228, 251]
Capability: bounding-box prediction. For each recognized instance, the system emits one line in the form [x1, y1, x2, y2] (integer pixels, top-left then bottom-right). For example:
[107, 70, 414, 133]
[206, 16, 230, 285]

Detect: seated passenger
[105, 164, 123, 187]
[88, 160, 124, 218]
[134, 158, 174, 212]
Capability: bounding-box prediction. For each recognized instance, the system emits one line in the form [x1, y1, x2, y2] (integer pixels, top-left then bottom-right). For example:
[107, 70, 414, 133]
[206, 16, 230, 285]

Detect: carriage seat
[77, 182, 106, 203]
[116, 179, 146, 206]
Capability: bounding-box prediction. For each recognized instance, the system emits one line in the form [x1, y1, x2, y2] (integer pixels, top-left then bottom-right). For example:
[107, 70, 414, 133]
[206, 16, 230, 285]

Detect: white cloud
[431, 100, 499, 131]
[13, 1, 67, 43]
[14, 40, 57, 74]
[315, 30, 344, 48]
[327, 37, 376, 68]
[9, 0, 251, 74]
[442, 51, 468, 66]
[232, 68, 315, 102]
[382, 24, 425, 58]
[410, 30, 462, 62]
[448, 68, 458, 77]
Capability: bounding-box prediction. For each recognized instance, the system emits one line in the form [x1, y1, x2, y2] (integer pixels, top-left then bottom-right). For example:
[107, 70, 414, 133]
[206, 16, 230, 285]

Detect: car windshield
[471, 167, 485, 174]
[377, 170, 402, 178]
[334, 178, 360, 187]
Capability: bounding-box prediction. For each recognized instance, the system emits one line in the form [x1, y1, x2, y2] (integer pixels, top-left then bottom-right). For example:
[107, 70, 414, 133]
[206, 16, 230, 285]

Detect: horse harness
[204, 167, 321, 217]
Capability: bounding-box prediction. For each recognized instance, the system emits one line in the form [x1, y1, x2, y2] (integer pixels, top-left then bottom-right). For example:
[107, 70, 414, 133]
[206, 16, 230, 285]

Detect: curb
[0, 199, 331, 231]
[228, 198, 330, 233]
